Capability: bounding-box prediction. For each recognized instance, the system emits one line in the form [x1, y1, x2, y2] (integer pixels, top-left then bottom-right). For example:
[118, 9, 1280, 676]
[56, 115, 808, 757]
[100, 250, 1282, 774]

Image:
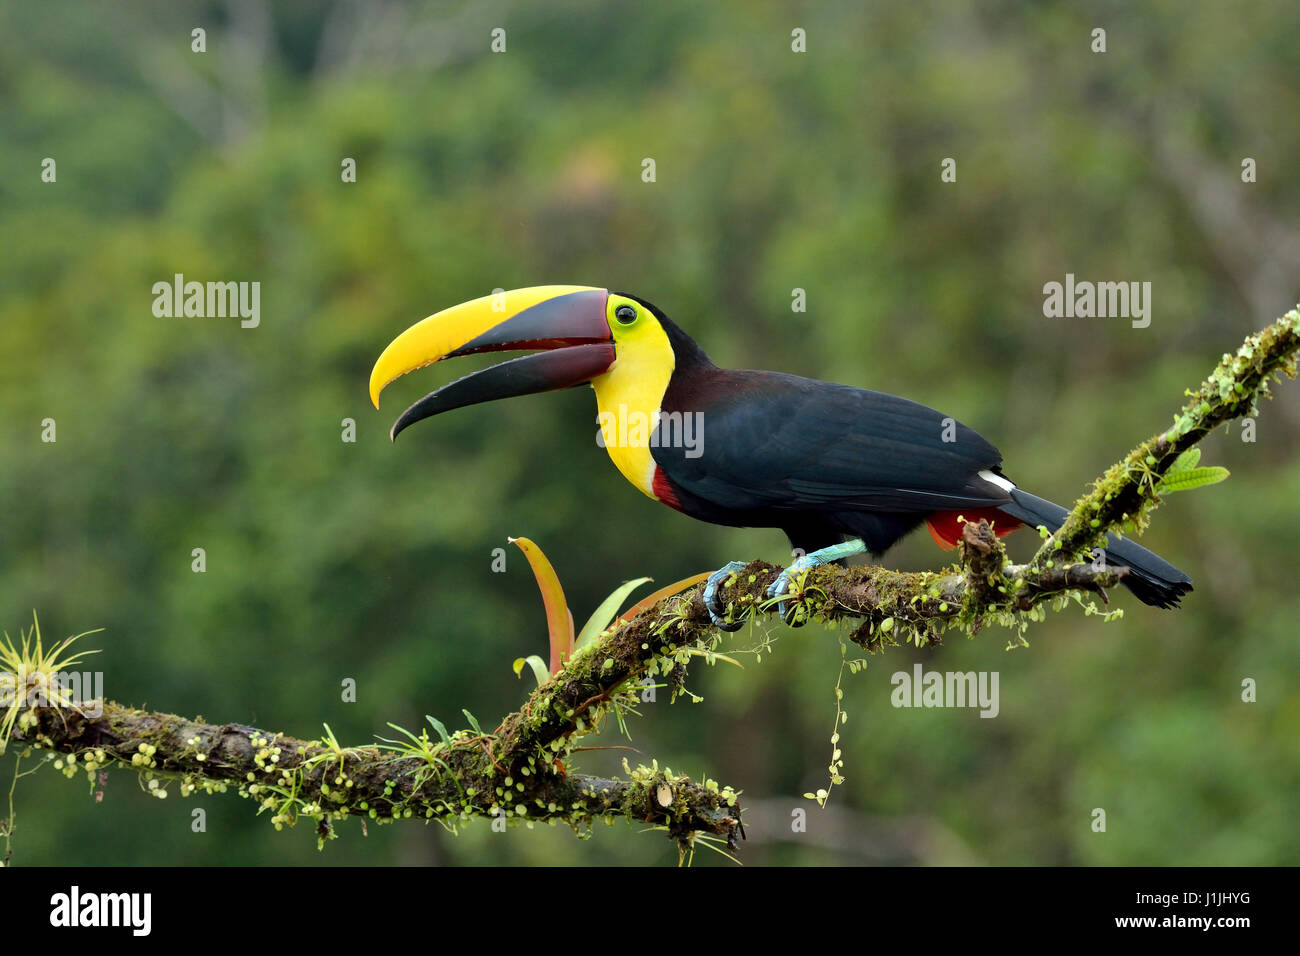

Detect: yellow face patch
[590, 295, 676, 498]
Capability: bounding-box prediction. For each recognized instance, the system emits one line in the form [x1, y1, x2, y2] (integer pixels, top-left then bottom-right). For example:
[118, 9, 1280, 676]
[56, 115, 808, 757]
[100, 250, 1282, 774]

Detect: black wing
[653, 369, 1012, 515]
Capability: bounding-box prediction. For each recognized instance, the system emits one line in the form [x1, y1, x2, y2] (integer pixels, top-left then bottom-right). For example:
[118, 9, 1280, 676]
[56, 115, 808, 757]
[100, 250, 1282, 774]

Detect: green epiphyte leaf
[575, 577, 653, 652]
[512, 654, 551, 689]
[1157, 465, 1229, 493]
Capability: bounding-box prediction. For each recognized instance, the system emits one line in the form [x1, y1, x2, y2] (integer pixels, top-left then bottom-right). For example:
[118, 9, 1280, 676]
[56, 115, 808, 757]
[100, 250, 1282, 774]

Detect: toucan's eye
[615, 304, 638, 325]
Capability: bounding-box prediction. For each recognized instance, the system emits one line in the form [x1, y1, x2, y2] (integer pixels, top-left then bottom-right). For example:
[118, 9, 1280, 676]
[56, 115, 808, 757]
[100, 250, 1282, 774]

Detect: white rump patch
[979, 469, 1016, 492]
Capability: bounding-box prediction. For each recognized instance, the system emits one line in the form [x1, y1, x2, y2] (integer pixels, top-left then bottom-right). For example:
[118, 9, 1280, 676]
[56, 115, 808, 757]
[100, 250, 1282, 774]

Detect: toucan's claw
[768, 539, 870, 627]
[703, 561, 748, 632]
[767, 565, 808, 627]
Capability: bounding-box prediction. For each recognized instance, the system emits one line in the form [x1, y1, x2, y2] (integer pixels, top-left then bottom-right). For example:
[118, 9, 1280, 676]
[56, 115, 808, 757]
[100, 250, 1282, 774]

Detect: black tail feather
[998, 489, 1193, 609]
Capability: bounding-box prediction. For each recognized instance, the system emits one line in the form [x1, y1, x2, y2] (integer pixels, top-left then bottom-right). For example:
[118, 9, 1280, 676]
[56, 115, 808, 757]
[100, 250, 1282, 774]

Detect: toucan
[369, 286, 1192, 629]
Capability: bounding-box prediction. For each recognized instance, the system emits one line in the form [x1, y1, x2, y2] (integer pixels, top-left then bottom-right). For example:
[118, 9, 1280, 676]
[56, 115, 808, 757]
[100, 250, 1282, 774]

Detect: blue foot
[703, 561, 749, 631]
[768, 539, 868, 624]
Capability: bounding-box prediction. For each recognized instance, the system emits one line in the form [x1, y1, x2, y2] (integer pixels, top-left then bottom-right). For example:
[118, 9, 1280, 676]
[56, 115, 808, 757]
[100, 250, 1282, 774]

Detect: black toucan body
[369, 287, 1192, 618]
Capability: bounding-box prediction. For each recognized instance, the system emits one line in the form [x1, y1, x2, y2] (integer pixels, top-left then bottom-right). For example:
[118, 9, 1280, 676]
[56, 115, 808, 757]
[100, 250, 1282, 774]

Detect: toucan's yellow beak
[369, 285, 616, 441]
[368, 285, 604, 408]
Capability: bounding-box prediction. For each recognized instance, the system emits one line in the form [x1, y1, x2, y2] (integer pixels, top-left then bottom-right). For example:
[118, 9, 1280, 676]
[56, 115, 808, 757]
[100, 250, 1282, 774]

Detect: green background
[2, 0, 1297, 865]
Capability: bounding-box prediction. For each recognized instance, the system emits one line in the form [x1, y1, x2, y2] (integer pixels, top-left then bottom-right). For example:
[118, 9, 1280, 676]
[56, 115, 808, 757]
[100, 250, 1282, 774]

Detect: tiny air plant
[507, 536, 710, 688]
[302, 722, 369, 784]
[0, 612, 102, 753]
[372, 715, 462, 795]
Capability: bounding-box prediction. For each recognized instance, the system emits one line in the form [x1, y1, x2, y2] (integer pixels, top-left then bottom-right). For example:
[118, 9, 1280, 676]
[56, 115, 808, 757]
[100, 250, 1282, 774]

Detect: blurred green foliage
[1, 0, 1297, 865]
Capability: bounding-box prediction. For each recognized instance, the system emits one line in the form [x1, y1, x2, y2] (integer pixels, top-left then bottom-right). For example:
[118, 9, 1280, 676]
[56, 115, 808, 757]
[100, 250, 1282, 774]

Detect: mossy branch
[1026, 305, 1300, 572]
[10, 698, 741, 858]
[6, 306, 1297, 861]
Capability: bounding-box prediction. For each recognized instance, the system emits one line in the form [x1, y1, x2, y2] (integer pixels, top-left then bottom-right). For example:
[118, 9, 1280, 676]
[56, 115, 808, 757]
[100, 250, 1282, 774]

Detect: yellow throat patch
[589, 294, 676, 499]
